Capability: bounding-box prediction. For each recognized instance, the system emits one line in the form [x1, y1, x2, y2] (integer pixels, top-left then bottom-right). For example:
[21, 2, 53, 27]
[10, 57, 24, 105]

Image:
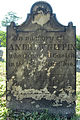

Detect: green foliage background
[76, 36, 80, 50]
[0, 11, 21, 47]
[1, 11, 20, 27]
[0, 31, 6, 47]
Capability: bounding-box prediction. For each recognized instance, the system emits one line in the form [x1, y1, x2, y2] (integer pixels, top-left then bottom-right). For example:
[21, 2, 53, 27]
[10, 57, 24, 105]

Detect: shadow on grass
[5, 110, 80, 120]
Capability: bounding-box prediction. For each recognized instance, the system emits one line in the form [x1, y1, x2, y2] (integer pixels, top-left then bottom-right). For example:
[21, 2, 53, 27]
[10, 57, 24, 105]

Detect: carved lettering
[8, 44, 14, 50]
[8, 43, 75, 51]
[15, 44, 21, 50]
[23, 44, 29, 50]
[67, 44, 75, 50]
[9, 62, 14, 67]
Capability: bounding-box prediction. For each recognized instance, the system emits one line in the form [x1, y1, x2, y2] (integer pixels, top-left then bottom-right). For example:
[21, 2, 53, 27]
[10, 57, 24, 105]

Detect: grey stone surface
[6, 1, 76, 117]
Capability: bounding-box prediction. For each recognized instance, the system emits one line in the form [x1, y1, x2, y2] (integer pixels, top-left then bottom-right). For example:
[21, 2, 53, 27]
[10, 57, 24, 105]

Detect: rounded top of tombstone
[31, 1, 53, 14]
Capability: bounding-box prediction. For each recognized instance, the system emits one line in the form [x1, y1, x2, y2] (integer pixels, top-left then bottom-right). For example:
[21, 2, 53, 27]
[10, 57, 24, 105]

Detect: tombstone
[6, 1, 76, 117]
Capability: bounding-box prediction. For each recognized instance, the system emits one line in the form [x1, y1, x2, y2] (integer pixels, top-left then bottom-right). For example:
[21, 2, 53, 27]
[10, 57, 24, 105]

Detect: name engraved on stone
[8, 43, 75, 50]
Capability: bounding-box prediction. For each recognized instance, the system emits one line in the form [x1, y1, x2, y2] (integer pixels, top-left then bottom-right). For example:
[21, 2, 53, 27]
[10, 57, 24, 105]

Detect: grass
[0, 48, 80, 119]
[0, 61, 7, 120]
[76, 72, 80, 115]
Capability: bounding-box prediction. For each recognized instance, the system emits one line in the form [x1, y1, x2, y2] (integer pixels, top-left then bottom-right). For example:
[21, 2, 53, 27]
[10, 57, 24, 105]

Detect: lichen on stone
[47, 62, 56, 76]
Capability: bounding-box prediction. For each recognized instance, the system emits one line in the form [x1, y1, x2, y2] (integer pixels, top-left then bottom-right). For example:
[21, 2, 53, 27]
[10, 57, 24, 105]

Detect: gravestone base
[7, 110, 75, 119]
[7, 109, 75, 119]
[7, 99, 75, 118]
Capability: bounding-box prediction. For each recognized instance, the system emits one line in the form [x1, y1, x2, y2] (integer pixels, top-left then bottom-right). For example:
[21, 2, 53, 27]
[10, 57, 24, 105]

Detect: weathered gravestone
[6, 1, 76, 117]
